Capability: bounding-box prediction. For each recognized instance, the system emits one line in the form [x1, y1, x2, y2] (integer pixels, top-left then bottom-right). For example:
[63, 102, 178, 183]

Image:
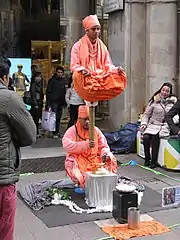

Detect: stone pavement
[15, 153, 180, 240]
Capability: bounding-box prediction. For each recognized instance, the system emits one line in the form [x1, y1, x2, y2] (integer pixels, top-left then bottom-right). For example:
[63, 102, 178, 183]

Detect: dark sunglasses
[91, 27, 101, 31]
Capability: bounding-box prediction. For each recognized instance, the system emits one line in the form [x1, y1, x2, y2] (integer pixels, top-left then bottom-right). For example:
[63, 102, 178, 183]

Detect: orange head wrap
[78, 105, 89, 118]
[82, 15, 101, 31]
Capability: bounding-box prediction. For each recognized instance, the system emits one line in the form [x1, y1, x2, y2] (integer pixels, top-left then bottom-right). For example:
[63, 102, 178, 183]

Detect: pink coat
[141, 96, 177, 137]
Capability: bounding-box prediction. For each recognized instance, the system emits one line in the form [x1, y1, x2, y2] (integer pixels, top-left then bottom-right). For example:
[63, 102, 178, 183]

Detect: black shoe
[150, 163, 156, 169]
[144, 161, 150, 167]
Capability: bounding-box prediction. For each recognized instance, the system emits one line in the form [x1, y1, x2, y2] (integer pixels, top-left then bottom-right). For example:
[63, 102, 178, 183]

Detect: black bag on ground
[104, 122, 140, 154]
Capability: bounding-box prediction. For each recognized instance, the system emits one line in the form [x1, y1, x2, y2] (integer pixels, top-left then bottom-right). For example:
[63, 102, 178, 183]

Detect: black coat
[46, 74, 66, 106]
[30, 79, 44, 107]
[166, 99, 180, 135]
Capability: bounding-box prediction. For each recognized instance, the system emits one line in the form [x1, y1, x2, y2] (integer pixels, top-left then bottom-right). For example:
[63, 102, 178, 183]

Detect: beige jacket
[141, 96, 177, 137]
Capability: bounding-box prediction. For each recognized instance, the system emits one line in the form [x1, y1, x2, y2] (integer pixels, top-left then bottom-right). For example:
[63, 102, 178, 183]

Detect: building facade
[0, 0, 22, 57]
[107, 0, 180, 129]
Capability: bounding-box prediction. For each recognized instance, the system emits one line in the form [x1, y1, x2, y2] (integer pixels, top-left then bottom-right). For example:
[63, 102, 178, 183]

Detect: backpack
[104, 122, 140, 154]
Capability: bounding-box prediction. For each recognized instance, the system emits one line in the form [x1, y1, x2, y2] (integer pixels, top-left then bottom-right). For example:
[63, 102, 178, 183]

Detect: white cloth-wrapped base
[85, 171, 117, 208]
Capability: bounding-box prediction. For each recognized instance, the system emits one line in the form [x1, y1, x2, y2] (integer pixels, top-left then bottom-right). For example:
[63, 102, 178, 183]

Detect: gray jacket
[141, 96, 177, 137]
[0, 83, 36, 185]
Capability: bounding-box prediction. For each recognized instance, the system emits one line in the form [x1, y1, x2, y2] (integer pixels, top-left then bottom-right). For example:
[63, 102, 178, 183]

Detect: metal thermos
[128, 207, 140, 229]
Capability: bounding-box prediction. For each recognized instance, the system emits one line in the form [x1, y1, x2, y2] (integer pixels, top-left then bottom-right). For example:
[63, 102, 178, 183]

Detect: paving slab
[15, 197, 81, 240]
[155, 175, 180, 186]
[70, 222, 107, 240]
[149, 208, 180, 227]
[15, 158, 180, 240]
[47, 226, 81, 240]
[138, 178, 170, 191]
[134, 232, 180, 240]
[118, 165, 158, 180]
[172, 227, 180, 235]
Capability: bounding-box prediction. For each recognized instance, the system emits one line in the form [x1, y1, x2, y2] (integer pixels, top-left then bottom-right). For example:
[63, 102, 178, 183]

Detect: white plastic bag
[41, 110, 56, 131]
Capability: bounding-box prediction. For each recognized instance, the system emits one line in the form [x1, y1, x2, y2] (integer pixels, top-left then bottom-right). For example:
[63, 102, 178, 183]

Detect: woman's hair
[0, 61, 10, 79]
[31, 71, 41, 82]
[34, 71, 41, 78]
[149, 82, 173, 103]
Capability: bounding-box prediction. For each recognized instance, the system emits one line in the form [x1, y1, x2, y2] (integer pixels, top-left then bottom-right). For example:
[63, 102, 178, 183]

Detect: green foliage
[47, 188, 71, 200]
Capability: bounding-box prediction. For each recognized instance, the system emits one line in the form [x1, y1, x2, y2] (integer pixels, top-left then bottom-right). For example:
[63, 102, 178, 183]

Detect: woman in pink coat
[140, 82, 177, 169]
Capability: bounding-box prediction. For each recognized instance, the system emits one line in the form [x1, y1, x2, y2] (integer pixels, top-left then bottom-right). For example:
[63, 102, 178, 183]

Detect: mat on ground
[18, 177, 176, 228]
[101, 220, 170, 240]
[18, 188, 112, 227]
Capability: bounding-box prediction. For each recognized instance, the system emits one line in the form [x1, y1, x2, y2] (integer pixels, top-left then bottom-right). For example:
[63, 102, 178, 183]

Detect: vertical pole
[89, 0, 96, 14]
[48, 41, 52, 79]
[89, 106, 95, 141]
[48, 0, 51, 14]
[30, 0, 32, 18]
[59, 0, 61, 65]
[176, 0, 180, 96]
[101, 4, 104, 42]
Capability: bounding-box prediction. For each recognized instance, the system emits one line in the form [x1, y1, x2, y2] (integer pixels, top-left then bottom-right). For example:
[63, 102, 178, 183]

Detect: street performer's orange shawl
[71, 26, 126, 102]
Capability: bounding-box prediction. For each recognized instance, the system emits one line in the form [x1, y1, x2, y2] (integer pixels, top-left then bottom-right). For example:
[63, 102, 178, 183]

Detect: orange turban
[82, 15, 100, 30]
[78, 106, 89, 118]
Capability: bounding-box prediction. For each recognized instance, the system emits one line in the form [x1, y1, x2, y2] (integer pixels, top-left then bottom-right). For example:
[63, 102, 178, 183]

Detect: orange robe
[71, 35, 126, 102]
[62, 121, 117, 187]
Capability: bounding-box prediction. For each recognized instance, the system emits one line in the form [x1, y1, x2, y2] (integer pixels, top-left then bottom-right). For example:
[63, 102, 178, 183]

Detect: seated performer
[62, 105, 117, 187]
[71, 15, 126, 102]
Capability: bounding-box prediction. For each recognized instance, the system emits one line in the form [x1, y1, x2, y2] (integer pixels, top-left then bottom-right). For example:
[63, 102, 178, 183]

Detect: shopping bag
[41, 111, 56, 131]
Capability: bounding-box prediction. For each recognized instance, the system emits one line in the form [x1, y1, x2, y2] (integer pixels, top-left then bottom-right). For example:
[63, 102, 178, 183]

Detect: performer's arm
[104, 50, 119, 73]
[70, 42, 86, 73]
[104, 49, 125, 74]
[62, 126, 89, 154]
[97, 128, 113, 158]
[97, 127, 117, 172]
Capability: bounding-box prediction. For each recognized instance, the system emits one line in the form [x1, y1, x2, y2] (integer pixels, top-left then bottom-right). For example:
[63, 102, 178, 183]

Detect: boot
[144, 159, 150, 167]
[150, 160, 157, 169]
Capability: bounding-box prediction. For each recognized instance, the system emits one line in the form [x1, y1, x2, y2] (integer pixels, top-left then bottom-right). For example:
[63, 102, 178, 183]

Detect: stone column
[64, 0, 91, 65]
[108, 0, 146, 128]
[108, 0, 177, 129]
[145, 0, 177, 100]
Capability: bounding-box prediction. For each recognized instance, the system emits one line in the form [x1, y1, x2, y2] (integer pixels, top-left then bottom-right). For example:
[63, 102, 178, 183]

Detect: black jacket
[30, 79, 44, 107]
[46, 74, 66, 106]
[165, 99, 180, 135]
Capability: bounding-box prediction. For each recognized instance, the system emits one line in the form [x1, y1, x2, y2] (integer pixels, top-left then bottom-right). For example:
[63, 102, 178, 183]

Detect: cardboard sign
[162, 186, 180, 208]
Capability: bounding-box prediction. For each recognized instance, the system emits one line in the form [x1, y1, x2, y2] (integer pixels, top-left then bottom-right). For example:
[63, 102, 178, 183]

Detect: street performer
[71, 14, 126, 102]
[62, 105, 117, 187]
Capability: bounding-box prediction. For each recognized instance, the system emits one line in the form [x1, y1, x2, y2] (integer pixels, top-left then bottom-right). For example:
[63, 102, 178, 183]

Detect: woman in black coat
[30, 72, 44, 137]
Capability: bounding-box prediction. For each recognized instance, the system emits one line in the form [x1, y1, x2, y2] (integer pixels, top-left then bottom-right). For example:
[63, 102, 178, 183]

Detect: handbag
[23, 91, 33, 105]
[41, 110, 56, 132]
